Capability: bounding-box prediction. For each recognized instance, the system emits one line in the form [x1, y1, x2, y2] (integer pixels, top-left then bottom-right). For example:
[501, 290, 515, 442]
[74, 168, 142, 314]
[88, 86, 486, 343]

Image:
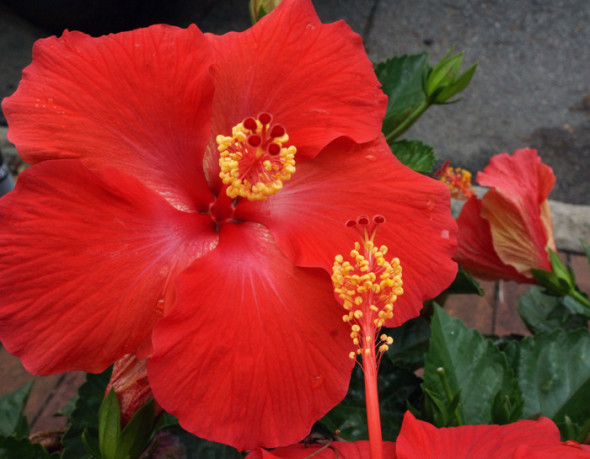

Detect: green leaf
[98, 389, 121, 459]
[422, 305, 521, 426]
[0, 380, 32, 438]
[0, 434, 51, 458]
[384, 315, 431, 371]
[374, 53, 429, 137]
[117, 399, 155, 459]
[62, 367, 113, 459]
[320, 358, 421, 441]
[518, 286, 588, 333]
[442, 265, 485, 296]
[515, 328, 590, 437]
[390, 140, 435, 174]
[154, 412, 179, 431]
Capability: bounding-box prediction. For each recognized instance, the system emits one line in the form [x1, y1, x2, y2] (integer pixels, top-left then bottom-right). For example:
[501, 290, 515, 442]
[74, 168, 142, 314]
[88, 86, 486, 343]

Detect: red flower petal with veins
[205, 0, 386, 163]
[395, 412, 590, 458]
[455, 148, 556, 281]
[149, 222, 353, 450]
[246, 441, 397, 458]
[2, 25, 214, 212]
[0, 160, 216, 374]
[456, 197, 531, 282]
[237, 137, 458, 326]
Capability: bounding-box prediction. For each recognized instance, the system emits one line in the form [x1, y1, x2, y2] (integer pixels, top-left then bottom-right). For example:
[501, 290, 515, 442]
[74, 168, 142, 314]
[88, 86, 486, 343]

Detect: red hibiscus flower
[395, 411, 590, 458]
[454, 148, 556, 282]
[0, 0, 457, 450]
[250, 412, 590, 458]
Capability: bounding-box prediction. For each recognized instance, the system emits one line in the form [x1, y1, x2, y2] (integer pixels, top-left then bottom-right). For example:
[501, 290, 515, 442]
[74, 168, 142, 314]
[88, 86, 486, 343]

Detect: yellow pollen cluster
[435, 161, 475, 200]
[332, 239, 403, 360]
[217, 117, 296, 201]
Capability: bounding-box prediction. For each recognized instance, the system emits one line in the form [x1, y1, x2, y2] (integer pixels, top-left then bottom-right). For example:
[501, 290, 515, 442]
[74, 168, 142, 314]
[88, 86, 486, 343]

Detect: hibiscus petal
[148, 222, 354, 451]
[477, 148, 555, 275]
[236, 137, 458, 326]
[395, 411, 564, 458]
[205, 0, 386, 169]
[455, 196, 532, 282]
[0, 160, 217, 374]
[246, 440, 397, 458]
[2, 25, 214, 211]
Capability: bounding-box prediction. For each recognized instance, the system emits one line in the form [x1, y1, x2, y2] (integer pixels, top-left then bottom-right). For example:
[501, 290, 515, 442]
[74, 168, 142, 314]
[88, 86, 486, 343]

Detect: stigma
[217, 112, 296, 201]
[331, 216, 403, 361]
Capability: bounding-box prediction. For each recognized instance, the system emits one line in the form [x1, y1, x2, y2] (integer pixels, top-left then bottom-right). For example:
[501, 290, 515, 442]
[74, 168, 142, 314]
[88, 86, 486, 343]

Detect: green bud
[249, 0, 282, 24]
[425, 49, 477, 104]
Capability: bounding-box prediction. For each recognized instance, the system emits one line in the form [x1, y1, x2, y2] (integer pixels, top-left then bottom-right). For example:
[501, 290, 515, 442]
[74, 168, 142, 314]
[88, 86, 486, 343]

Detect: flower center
[217, 112, 296, 201]
[434, 160, 475, 200]
[331, 216, 403, 361]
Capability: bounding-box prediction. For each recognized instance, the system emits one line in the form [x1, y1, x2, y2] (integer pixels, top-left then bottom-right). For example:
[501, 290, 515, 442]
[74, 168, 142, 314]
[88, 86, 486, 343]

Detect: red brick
[0, 346, 83, 434]
[569, 253, 590, 297]
[494, 281, 531, 336]
[443, 279, 496, 335]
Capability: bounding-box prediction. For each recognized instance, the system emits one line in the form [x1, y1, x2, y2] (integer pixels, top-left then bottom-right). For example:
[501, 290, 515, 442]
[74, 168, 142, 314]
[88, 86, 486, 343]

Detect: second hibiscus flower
[454, 148, 556, 282]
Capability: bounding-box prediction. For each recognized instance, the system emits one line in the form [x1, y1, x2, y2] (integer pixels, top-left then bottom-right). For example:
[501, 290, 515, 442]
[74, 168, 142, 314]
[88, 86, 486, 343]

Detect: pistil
[217, 112, 296, 201]
[331, 215, 403, 459]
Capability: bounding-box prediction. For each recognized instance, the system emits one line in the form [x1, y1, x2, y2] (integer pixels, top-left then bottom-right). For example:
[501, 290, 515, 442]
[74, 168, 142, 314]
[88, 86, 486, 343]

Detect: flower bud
[105, 354, 159, 426]
[249, 0, 282, 23]
[425, 50, 477, 104]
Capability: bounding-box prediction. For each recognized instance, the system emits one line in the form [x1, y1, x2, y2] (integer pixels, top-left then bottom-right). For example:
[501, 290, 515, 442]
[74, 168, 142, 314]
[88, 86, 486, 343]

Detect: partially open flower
[454, 148, 556, 282]
[105, 354, 160, 427]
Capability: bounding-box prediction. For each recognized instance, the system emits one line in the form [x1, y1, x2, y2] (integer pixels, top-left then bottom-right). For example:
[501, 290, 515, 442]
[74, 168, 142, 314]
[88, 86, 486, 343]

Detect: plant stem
[571, 289, 590, 309]
[363, 341, 384, 459]
[384, 100, 431, 143]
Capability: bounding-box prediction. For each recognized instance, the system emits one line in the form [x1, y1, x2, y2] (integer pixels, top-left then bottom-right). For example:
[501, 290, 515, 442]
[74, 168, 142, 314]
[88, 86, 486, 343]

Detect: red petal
[0, 160, 217, 374]
[205, 0, 386, 163]
[455, 196, 532, 282]
[396, 411, 565, 458]
[477, 149, 555, 275]
[2, 25, 214, 211]
[246, 441, 397, 458]
[514, 442, 590, 458]
[236, 137, 458, 326]
[148, 222, 354, 450]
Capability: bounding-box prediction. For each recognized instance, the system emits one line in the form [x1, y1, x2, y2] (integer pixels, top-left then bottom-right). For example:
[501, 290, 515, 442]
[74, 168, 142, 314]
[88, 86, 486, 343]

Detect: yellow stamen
[435, 160, 475, 200]
[331, 216, 404, 363]
[218, 113, 296, 201]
